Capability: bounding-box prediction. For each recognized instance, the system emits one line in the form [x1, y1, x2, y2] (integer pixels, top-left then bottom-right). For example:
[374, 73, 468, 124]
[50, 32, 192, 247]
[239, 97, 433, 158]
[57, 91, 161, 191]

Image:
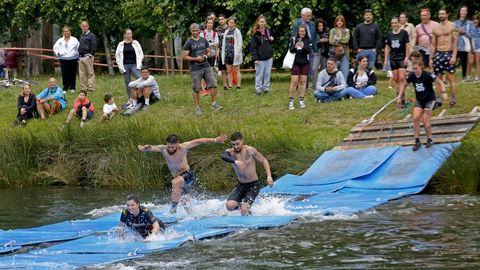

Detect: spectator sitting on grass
[345, 56, 377, 99]
[314, 57, 347, 102]
[36, 78, 67, 119]
[66, 90, 94, 128]
[124, 67, 160, 114]
[102, 94, 119, 122]
[13, 84, 37, 128]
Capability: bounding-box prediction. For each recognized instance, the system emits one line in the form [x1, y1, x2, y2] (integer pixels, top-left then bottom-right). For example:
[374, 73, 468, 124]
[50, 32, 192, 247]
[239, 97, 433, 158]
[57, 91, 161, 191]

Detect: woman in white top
[345, 56, 377, 99]
[115, 29, 144, 108]
[53, 26, 79, 93]
[221, 17, 243, 90]
[202, 18, 219, 71]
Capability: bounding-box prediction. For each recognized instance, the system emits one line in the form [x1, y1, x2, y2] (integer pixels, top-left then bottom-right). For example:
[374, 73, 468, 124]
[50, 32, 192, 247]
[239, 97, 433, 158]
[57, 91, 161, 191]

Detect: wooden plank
[345, 132, 466, 146]
[334, 136, 463, 150]
[344, 127, 469, 142]
[351, 117, 479, 133]
[353, 112, 480, 130]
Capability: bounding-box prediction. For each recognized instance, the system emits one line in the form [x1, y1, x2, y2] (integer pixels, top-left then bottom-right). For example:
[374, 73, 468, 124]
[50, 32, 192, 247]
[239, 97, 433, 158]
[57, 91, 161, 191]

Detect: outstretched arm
[183, 134, 227, 150]
[118, 222, 126, 239]
[138, 144, 165, 152]
[252, 148, 273, 187]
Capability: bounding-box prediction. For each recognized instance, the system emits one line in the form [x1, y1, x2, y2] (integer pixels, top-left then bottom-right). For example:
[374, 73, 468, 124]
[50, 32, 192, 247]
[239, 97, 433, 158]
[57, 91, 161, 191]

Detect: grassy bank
[0, 71, 479, 193]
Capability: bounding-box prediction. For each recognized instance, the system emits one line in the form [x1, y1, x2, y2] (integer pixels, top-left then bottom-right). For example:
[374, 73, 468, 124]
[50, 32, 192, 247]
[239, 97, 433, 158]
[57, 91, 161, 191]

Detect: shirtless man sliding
[430, 9, 458, 108]
[138, 134, 227, 214]
[221, 132, 273, 216]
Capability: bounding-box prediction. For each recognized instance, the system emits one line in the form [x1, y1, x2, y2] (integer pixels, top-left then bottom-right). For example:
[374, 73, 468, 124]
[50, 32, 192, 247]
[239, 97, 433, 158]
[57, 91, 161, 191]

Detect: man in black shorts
[182, 23, 223, 116]
[221, 132, 273, 216]
[119, 194, 164, 239]
[404, 61, 442, 151]
[138, 134, 227, 214]
[384, 16, 410, 107]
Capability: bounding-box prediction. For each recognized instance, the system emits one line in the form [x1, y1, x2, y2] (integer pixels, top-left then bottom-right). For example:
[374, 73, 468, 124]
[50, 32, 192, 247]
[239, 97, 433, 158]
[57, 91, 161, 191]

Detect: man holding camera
[182, 23, 223, 116]
[314, 57, 347, 102]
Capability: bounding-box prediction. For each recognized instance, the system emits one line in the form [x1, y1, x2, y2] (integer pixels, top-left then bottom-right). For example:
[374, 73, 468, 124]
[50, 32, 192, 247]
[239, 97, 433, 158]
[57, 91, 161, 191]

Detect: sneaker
[255, 91, 261, 96]
[412, 140, 422, 151]
[299, 100, 306, 108]
[223, 86, 228, 90]
[450, 100, 456, 108]
[194, 107, 203, 115]
[288, 100, 295, 110]
[364, 95, 374, 99]
[465, 76, 471, 82]
[140, 104, 149, 112]
[80, 121, 85, 128]
[70, 89, 75, 93]
[235, 86, 241, 90]
[264, 91, 269, 96]
[122, 104, 141, 116]
[20, 120, 27, 128]
[121, 103, 132, 110]
[475, 76, 479, 82]
[426, 139, 433, 148]
[211, 103, 223, 111]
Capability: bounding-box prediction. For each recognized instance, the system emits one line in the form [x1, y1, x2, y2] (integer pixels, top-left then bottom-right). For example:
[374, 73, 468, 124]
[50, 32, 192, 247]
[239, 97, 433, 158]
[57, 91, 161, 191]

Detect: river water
[1, 188, 479, 269]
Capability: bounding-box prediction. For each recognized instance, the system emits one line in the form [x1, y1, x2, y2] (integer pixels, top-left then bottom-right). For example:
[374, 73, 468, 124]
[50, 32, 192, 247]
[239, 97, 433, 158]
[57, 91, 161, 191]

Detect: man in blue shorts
[138, 134, 227, 214]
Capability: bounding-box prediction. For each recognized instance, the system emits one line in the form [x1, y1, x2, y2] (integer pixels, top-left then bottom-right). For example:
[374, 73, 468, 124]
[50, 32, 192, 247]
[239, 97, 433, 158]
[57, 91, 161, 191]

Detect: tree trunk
[25, 24, 42, 78]
[101, 27, 115, 76]
[168, 26, 175, 75]
[41, 20, 54, 74]
[154, 33, 162, 69]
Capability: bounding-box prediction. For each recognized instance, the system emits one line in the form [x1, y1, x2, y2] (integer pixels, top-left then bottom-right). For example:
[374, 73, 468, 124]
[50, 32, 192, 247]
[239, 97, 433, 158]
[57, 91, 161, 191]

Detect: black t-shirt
[183, 37, 211, 71]
[123, 42, 136, 65]
[120, 206, 160, 238]
[216, 26, 228, 49]
[385, 30, 409, 60]
[407, 71, 436, 103]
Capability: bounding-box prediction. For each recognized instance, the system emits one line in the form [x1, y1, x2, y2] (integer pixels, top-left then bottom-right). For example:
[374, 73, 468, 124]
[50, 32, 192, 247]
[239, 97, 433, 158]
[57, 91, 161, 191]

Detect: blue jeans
[356, 49, 377, 69]
[337, 54, 350, 81]
[314, 88, 347, 102]
[345, 85, 377, 99]
[0, 65, 4, 78]
[123, 64, 141, 98]
[312, 52, 327, 87]
[255, 58, 273, 93]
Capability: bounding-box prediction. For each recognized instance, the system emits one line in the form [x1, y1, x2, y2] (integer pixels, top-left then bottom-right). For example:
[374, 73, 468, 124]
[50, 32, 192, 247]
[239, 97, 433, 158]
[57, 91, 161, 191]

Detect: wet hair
[456, 5, 468, 19]
[127, 194, 140, 204]
[79, 90, 88, 96]
[166, 134, 179, 144]
[315, 18, 327, 33]
[104, 94, 113, 103]
[230, 132, 243, 141]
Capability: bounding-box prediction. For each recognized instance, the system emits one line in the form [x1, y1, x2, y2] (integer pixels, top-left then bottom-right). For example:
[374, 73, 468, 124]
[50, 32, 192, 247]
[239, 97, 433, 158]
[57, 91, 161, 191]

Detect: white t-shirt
[103, 103, 118, 114]
[355, 73, 369, 84]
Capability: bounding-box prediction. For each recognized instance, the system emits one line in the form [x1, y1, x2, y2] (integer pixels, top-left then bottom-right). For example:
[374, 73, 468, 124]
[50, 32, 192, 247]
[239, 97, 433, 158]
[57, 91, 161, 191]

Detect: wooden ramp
[335, 107, 480, 150]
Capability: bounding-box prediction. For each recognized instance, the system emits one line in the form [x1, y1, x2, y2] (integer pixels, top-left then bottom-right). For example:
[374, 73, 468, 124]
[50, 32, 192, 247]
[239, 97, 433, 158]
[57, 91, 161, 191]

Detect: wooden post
[163, 43, 169, 76]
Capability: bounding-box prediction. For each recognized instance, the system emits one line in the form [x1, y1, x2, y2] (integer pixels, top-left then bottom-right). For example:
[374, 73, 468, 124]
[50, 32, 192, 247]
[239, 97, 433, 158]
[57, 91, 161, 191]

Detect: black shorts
[137, 92, 159, 105]
[217, 56, 227, 70]
[224, 54, 234, 65]
[415, 99, 436, 110]
[180, 170, 196, 195]
[390, 57, 406, 71]
[227, 180, 260, 205]
[419, 49, 430, 68]
[207, 57, 215, 67]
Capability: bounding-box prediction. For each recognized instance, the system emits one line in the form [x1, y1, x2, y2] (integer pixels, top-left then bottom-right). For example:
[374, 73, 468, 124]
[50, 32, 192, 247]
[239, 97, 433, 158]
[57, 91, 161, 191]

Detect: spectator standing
[313, 18, 329, 84]
[53, 26, 79, 93]
[216, 14, 230, 89]
[384, 17, 410, 107]
[78, 21, 97, 92]
[454, 6, 475, 82]
[200, 17, 219, 96]
[115, 29, 144, 109]
[250, 15, 274, 96]
[13, 84, 37, 128]
[415, 8, 439, 69]
[288, 26, 311, 110]
[314, 57, 347, 102]
[472, 15, 480, 82]
[66, 90, 94, 128]
[4, 49, 19, 81]
[353, 9, 383, 69]
[183, 23, 223, 115]
[221, 17, 243, 90]
[399, 12, 416, 53]
[291, 8, 317, 89]
[430, 9, 458, 108]
[329, 15, 350, 79]
[36, 78, 67, 119]
[346, 56, 377, 99]
[0, 48, 4, 78]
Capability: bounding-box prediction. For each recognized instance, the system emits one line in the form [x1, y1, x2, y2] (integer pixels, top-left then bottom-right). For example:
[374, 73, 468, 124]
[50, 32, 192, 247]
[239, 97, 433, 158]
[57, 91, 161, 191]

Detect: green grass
[0, 71, 479, 193]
